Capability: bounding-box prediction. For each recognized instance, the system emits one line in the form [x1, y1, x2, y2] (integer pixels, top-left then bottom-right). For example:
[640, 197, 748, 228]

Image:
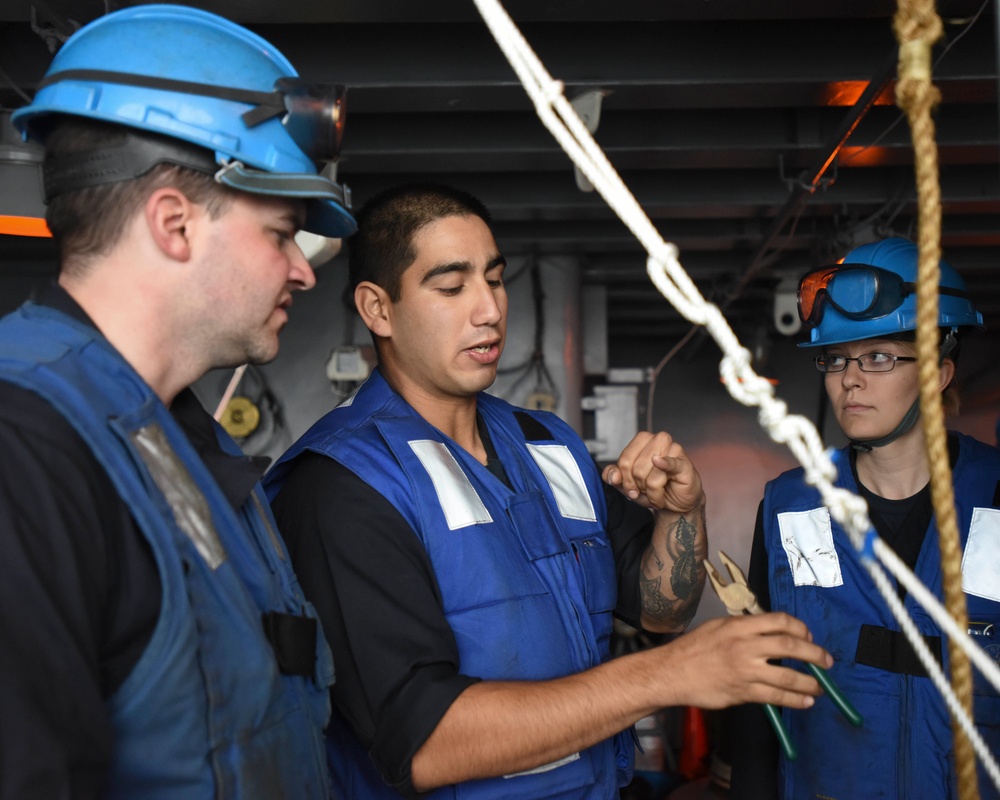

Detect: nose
[472, 280, 504, 327]
[289, 242, 317, 291]
[839, 359, 865, 388]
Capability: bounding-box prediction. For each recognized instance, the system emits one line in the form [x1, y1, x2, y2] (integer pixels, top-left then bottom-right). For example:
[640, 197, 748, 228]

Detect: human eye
[816, 354, 845, 371]
[486, 259, 506, 289]
[864, 352, 894, 367]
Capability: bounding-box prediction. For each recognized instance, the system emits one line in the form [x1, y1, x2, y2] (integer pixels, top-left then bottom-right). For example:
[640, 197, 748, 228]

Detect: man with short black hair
[267, 182, 834, 800]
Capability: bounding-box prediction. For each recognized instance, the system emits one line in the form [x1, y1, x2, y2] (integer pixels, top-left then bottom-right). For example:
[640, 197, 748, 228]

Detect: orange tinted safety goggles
[797, 264, 969, 327]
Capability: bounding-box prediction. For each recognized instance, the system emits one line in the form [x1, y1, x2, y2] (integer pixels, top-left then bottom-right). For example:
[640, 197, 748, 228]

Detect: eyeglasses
[797, 264, 970, 328]
[814, 352, 918, 373]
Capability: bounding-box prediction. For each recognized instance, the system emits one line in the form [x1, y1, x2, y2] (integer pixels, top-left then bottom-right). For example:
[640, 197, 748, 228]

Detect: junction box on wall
[582, 375, 642, 463]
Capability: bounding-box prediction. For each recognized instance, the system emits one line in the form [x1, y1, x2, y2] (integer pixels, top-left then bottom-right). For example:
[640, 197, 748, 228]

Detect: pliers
[704, 550, 863, 761]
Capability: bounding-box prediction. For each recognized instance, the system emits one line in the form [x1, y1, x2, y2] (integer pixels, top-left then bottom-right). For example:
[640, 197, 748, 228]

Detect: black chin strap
[42, 130, 218, 201]
[850, 396, 921, 452]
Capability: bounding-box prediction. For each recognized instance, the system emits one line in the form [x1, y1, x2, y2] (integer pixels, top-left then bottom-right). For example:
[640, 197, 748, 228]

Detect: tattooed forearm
[639, 571, 698, 629]
[639, 572, 670, 618]
[669, 515, 698, 601]
[639, 509, 706, 630]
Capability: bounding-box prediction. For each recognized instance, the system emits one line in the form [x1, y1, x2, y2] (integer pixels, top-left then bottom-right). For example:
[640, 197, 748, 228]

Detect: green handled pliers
[703, 550, 863, 761]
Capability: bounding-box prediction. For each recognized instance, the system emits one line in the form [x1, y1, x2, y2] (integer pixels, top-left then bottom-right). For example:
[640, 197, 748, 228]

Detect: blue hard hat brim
[797, 308, 985, 347]
[305, 199, 357, 239]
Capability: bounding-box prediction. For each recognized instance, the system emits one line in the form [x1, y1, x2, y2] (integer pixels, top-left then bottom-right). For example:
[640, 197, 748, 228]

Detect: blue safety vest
[0, 301, 334, 799]
[763, 437, 1000, 800]
[267, 368, 634, 799]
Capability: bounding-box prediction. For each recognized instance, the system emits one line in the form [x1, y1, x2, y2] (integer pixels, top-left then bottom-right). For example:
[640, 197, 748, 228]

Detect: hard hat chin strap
[43, 130, 350, 208]
[42, 130, 218, 201]
[850, 396, 921, 452]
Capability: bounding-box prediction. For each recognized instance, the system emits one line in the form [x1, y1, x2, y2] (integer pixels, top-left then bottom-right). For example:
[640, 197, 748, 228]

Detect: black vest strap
[855, 623, 942, 678]
[261, 612, 317, 677]
[514, 411, 553, 441]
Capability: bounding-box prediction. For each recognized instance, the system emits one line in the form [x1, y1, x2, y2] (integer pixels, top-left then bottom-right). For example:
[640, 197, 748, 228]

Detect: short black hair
[347, 183, 493, 302]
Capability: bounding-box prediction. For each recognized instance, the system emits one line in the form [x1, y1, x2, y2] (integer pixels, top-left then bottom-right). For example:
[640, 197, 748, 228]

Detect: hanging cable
[0, 57, 32, 106]
[839, 0, 990, 169]
[499, 258, 559, 407]
[645, 325, 698, 433]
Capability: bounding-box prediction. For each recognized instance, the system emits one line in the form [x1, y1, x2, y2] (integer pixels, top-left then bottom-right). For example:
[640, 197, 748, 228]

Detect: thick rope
[471, 0, 1000, 789]
[893, 3, 978, 797]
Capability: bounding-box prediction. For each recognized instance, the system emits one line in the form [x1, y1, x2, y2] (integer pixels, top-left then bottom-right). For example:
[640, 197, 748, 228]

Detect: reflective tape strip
[526, 443, 597, 522]
[409, 440, 493, 530]
[337, 384, 360, 408]
[131, 423, 227, 570]
[962, 507, 1000, 602]
[504, 751, 580, 778]
[250, 490, 285, 561]
[777, 506, 843, 588]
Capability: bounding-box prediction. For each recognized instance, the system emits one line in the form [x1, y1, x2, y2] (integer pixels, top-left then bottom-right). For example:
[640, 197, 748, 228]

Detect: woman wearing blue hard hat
[0, 5, 354, 799]
[730, 238, 1000, 800]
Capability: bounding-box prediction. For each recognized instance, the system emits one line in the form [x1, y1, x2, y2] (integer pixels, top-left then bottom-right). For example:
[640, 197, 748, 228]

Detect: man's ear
[144, 187, 195, 261]
[355, 281, 393, 337]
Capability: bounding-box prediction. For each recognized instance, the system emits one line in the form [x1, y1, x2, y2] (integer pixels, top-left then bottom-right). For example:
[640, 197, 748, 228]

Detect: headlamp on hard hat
[275, 79, 346, 165]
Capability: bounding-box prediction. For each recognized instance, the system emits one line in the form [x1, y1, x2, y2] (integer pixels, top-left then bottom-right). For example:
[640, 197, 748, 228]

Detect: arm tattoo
[669, 514, 698, 602]
[639, 572, 698, 628]
[639, 510, 705, 628]
[639, 572, 670, 617]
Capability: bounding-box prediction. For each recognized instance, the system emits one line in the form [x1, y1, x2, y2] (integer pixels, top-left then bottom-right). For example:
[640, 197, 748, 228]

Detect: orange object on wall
[677, 706, 710, 781]
[0, 216, 51, 237]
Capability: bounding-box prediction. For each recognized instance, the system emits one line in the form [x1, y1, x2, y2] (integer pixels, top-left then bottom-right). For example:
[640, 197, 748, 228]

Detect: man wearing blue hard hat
[730, 238, 1000, 800]
[0, 5, 355, 798]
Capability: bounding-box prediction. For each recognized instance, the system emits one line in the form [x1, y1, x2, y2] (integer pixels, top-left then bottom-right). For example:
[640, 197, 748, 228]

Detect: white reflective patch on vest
[962, 507, 1000, 602]
[777, 507, 843, 588]
[526, 443, 597, 522]
[409, 440, 492, 530]
[504, 751, 580, 778]
[131, 423, 227, 570]
[336, 384, 361, 408]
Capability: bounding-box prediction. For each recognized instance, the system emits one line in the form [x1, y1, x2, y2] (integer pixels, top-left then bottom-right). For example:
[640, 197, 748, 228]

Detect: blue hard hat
[797, 237, 983, 347]
[11, 4, 356, 237]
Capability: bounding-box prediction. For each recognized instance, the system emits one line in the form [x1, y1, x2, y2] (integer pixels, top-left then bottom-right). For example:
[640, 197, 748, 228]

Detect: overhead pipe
[686, 47, 900, 356]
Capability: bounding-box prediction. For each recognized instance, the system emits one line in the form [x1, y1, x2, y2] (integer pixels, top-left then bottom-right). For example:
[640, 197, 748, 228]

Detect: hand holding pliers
[704, 550, 863, 761]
